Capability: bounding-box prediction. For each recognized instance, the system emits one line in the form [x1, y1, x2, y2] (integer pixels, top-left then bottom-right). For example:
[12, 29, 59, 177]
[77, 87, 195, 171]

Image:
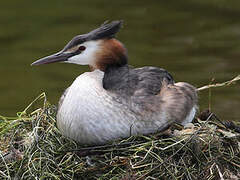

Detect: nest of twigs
[0, 93, 239, 180]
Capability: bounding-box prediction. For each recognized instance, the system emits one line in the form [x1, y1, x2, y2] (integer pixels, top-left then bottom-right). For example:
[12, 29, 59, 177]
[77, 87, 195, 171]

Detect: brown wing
[157, 82, 198, 124]
[103, 64, 197, 124]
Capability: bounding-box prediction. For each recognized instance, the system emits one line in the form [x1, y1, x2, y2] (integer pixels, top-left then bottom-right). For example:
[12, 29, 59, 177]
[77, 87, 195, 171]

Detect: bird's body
[32, 21, 198, 145]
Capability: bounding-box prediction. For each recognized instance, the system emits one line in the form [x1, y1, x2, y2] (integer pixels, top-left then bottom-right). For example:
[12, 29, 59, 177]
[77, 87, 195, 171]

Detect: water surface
[0, 0, 239, 121]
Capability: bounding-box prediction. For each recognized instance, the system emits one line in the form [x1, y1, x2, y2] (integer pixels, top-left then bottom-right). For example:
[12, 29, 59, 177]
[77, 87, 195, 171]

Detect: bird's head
[31, 21, 127, 71]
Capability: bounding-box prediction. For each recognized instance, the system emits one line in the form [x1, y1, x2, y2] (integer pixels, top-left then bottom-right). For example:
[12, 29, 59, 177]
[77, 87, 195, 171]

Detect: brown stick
[197, 75, 240, 91]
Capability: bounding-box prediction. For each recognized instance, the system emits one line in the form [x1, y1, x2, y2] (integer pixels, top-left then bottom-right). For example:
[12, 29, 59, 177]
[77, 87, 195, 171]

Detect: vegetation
[0, 76, 240, 179]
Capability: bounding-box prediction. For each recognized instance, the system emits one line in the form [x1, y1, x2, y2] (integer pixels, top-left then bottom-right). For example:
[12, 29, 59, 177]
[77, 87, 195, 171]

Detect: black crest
[87, 20, 122, 40]
[62, 20, 123, 51]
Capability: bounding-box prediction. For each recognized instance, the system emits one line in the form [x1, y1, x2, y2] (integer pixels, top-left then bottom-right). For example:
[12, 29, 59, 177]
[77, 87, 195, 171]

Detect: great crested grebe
[32, 21, 198, 145]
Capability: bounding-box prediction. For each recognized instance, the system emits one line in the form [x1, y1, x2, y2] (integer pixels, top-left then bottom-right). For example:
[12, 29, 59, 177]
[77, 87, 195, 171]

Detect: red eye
[78, 46, 86, 51]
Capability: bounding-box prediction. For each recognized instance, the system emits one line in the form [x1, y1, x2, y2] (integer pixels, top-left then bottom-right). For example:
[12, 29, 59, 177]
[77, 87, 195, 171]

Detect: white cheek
[68, 53, 90, 65]
[68, 40, 101, 65]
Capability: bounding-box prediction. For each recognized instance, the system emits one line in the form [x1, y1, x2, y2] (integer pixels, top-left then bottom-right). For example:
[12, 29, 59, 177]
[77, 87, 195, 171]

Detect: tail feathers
[159, 82, 198, 125]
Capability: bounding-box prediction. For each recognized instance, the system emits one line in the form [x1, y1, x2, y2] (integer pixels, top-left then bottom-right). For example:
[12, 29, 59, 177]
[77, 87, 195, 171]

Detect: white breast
[57, 70, 176, 145]
[57, 70, 137, 144]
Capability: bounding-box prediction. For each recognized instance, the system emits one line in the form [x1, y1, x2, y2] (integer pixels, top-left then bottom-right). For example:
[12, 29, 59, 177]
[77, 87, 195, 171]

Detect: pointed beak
[31, 51, 70, 66]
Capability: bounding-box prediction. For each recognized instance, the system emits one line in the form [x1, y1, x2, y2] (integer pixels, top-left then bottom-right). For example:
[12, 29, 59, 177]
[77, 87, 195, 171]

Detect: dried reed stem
[197, 75, 240, 91]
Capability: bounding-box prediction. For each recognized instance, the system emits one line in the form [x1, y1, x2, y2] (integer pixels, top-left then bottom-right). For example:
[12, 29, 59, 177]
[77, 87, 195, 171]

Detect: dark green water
[0, 0, 239, 121]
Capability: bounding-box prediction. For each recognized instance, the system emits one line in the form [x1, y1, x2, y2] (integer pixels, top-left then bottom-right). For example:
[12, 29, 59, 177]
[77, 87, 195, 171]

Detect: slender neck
[90, 38, 128, 71]
[102, 63, 129, 90]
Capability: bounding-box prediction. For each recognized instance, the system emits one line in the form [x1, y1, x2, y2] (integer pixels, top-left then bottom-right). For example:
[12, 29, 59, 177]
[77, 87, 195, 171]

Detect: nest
[0, 93, 240, 180]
